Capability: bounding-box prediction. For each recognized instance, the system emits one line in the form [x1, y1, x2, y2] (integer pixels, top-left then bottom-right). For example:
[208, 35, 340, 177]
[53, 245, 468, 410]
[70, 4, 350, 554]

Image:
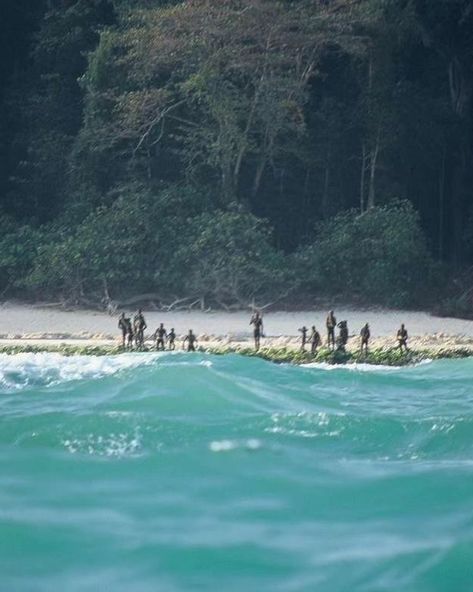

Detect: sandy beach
[0, 302, 472, 353]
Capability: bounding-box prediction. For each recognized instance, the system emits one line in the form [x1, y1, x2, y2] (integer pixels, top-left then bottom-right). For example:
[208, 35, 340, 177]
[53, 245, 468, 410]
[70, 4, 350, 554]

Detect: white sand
[0, 302, 472, 341]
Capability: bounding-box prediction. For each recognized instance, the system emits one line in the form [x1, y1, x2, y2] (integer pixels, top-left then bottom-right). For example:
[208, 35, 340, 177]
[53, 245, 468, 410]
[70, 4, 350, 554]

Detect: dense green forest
[1, 0, 473, 313]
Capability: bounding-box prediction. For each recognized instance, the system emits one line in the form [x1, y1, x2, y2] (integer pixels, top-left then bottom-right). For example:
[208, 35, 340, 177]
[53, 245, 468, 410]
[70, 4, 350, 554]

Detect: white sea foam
[199, 360, 213, 367]
[301, 359, 433, 372]
[209, 438, 262, 453]
[0, 352, 162, 391]
[62, 430, 142, 457]
[209, 440, 237, 452]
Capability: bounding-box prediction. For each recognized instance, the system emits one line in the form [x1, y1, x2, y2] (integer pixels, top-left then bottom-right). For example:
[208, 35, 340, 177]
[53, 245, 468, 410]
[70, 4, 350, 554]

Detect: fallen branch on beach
[30, 302, 66, 309]
[105, 294, 213, 314]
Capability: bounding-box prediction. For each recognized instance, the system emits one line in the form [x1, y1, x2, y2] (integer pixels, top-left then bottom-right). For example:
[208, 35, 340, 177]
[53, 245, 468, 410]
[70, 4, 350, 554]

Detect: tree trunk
[146, 148, 152, 180]
[233, 79, 263, 185]
[252, 157, 266, 197]
[303, 168, 310, 231]
[438, 145, 446, 260]
[451, 145, 470, 266]
[448, 57, 473, 118]
[279, 167, 286, 198]
[322, 144, 331, 218]
[360, 142, 367, 213]
[221, 160, 236, 203]
[367, 127, 380, 209]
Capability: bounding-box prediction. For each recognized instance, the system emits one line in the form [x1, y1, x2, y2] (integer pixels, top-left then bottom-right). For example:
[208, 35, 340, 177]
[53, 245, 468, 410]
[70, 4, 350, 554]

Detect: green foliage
[2, 0, 115, 222]
[173, 210, 293, 307]
[26, 185, 292, 307]
[0, 216, 41, 294]
[296, 202, 436, 306]
[195, 345, 473, 366]
[26, 183, 204, 300]
[2, 0, 473, 311]
[435, 296, 473, 320]
[75, 0, 350, 202]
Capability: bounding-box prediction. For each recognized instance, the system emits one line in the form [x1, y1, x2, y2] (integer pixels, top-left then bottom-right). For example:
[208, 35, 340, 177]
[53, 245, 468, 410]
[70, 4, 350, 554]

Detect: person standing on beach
[298, 326, 308, 351]
[326, 311, 336, 349]
[127, 321, 134, 348]
[168, 328, 176, 351]
[337, 320, 349, 351]
[309, 326, 321, 354]
[360, 323, 370, 354]
[397, 324, 408, 352]
[118, 313, 133, 348]
[154, 323, 167, 351]
[250, 311, 264, 350]
[183, 329, 197, 352]
[133, 309, 147, 348]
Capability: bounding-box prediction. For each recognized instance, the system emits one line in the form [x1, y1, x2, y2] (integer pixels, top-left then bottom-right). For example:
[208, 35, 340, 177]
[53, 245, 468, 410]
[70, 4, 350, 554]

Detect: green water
[0, 352, 472, 591]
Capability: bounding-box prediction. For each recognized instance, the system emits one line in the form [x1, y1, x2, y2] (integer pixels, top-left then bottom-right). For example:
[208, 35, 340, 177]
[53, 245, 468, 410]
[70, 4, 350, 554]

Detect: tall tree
[5, 0, 115, 222]
[413, 0, 473, 263]
[75, 0, 360, 210]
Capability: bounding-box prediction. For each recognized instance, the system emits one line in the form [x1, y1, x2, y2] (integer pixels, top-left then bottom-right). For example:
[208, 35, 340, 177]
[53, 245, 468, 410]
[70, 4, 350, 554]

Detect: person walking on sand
[118, 312, 133, 348]
[183, 329, 197, 352]
[326, 310, 336, 350]
[154, 323, 167, 351]
[360, 323, 370, 354]
[309, 326, 321, 355]
[397, 324, 408, 353]
[250, 311, 264, 351]
[133, 308, 147, 348]
[298, 326, 308, 351]
[167, 328, 176, 351]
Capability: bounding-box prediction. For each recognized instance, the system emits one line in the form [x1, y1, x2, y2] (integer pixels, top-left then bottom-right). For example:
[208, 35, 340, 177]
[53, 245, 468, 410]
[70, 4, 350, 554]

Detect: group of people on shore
[248, 310, 409, 354]
[297, 311, 409, 354]
[118, 310, 197, 351]
[118, 309, 409, 354]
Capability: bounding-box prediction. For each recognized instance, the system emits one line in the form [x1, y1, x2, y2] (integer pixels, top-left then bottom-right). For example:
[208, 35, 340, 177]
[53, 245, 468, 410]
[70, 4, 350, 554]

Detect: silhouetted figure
[118, 313, 127, 347]
[309, 326, 321, 354]
[250, 311, 264, 350]
[155, 323, 167, 351]
[397, 324, 408, 353]
[133, 308, 147, 348]
[118, 313, 133, 348]
[299, 326, 308, 351]
[337, 320, 349, 351]
[183, 329, 197, 352]
[360, 323, 370, 354]
[168, 328, 176, 351]
[326, 310, 336, 349]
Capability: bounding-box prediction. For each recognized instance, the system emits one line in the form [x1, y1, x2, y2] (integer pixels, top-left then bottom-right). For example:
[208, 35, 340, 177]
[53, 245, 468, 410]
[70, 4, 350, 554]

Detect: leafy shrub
[26, 183, 204, 301]
[174, 210, 293, 307]
[295, 201, 436, 306]
[25, 185, 292, 307]
[0, 216, 42, 295]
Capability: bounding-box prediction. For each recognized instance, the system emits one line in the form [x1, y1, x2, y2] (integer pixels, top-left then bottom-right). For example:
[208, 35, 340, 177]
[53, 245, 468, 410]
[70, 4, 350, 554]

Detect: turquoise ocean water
[0, 352, 472, 591]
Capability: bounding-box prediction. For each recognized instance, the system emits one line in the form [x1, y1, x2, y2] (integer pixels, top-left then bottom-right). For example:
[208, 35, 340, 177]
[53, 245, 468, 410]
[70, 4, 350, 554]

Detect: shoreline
[0, 302, 472, 365]
[0, 335, 472, 367]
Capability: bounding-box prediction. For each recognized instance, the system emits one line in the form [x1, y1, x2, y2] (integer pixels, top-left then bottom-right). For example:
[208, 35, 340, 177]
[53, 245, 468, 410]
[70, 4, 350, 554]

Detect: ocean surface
[0, 352, 472, 592]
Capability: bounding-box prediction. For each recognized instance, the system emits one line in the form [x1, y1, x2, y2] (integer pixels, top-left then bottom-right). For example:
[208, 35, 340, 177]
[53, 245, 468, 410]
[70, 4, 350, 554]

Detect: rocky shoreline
[0, 334, 472, 367]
